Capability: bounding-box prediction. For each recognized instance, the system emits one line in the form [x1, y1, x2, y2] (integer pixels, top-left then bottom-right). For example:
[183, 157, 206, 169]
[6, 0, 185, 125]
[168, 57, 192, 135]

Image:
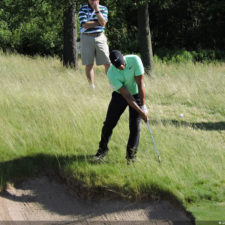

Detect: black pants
[99, 92, 142, 158]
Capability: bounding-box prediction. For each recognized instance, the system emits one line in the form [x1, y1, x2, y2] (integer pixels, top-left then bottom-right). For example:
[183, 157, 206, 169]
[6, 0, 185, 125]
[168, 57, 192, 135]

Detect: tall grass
[0, 52, 224, 221]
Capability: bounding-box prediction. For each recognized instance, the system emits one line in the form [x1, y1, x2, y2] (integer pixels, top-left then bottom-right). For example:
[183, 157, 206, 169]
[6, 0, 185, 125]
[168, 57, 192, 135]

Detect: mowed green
[0, 52, 224, 221]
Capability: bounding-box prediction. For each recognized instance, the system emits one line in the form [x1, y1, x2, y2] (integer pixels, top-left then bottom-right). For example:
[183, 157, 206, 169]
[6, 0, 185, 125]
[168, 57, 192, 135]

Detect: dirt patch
[0, 176, 193, 224]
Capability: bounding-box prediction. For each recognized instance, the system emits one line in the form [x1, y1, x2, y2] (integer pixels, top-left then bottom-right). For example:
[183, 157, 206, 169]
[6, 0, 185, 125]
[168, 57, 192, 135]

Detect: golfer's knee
[103, 120, 117, 131]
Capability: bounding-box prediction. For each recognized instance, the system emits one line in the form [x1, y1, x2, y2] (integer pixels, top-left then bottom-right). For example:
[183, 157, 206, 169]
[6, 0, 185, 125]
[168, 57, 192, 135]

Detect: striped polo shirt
[78, 3, 108, 34]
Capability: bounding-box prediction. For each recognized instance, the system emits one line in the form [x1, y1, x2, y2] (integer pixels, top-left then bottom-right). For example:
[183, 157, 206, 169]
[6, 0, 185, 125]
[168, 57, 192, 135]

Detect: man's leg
[80, 34, 95, 87]
[104, 63, 111, 74]
[85, 64, 95, 88]
[96, 92, 127, 158]
[95, 34, 111, 75]
[127, 94, 142, 162]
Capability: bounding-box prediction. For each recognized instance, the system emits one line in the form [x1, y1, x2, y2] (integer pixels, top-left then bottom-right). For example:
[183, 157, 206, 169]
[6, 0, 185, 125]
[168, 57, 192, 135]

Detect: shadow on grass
[0, 153, 90, 190]
[0, 153, 195, 224]
[151, 120, 225, 131]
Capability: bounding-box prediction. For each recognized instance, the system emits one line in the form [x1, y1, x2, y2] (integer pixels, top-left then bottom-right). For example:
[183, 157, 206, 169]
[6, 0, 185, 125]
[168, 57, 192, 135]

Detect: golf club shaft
[146, 121, 161, 162]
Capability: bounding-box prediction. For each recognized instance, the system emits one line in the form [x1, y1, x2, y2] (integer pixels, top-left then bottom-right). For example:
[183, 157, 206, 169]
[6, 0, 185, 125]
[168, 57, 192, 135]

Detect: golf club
[146, 121, 161, 163]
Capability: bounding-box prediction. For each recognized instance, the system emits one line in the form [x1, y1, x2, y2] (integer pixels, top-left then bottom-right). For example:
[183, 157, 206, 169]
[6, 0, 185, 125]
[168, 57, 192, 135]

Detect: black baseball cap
[109, 50, 125, 68]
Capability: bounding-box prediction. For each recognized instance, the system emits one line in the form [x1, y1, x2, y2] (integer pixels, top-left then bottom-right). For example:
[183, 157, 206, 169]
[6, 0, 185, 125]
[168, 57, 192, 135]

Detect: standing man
[78, 0, 111, 88]
[95, 50, 148, 164]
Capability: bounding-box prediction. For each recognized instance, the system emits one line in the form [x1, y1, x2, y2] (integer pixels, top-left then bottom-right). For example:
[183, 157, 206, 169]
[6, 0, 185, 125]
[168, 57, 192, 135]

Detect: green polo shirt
[107, 55, 144, 95]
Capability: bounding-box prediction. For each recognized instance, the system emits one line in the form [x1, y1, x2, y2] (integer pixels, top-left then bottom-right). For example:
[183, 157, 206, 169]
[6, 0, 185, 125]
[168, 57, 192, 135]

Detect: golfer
[95, 50, 148, 164]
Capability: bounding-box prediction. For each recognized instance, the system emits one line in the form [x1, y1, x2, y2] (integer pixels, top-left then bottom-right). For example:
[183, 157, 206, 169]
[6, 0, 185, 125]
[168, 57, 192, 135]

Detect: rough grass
[0, 52, 224, 221]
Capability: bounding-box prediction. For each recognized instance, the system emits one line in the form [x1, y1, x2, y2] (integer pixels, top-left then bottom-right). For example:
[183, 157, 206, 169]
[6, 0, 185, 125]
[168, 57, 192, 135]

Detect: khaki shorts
[80, 33, 110, 66]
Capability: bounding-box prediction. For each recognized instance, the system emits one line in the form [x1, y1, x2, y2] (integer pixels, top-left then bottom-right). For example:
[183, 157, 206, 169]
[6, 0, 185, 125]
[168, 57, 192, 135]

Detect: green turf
[0, 52, 224, 221]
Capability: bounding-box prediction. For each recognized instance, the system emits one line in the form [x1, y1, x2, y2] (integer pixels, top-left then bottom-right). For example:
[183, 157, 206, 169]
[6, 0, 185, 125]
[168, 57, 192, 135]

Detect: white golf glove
[141, 104, 148, 114]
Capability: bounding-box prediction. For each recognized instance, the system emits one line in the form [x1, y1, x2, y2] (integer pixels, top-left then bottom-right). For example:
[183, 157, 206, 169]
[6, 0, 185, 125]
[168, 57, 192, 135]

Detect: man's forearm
[125, 94, 143, 114]
[118, 86, 148, 122]
[82, 21, 100, 29]
[123, 93, 148, 122]
[92, 2, 107, 27]
[96, 12, 107, 27]
[138, 85, 145, 106]
[119, 87, 141, 113]
[136, 74, 145, 106]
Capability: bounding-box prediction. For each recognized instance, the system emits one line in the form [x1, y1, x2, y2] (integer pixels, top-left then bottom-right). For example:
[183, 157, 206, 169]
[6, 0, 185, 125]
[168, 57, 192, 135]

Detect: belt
[83, 32, 102, 37]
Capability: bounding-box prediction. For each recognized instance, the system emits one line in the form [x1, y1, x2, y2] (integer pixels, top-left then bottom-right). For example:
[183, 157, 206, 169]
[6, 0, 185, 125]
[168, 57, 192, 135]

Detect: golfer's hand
[141, 111, 148, 123]
[140, 104, 148, 122]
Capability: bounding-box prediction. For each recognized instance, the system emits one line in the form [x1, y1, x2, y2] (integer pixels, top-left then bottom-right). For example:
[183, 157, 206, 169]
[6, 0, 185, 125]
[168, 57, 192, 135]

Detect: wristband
[95, 11, 100, 14]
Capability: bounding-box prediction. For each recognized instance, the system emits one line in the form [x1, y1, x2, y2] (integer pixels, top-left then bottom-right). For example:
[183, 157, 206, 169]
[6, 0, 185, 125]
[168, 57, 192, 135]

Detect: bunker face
[0, 176, 193, 224]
